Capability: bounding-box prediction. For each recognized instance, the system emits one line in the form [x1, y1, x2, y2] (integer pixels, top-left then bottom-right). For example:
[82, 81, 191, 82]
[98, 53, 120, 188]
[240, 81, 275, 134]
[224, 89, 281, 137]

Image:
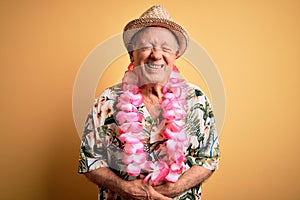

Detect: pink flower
[117, 103, 137, 112]
[168, 120, 185, 132]
[163, 92, 176, 100]
[119, 132, 145, 144]
[163, 109, 186, 122]
[116, 111, 142, 124]
[130, 93, 143, 106]
[118, 69, 188, 183]
[118, 91, 143, 106]
[124, 142, 144, 154]
[163, 127, 176, 140]
[170, 163, 183, 173]
[123, 152, 148, 164]
[163, 74, 188, 99]
[165, 140, 187, 162]
[121, 70, 139, 91]
[165, 171, 180, 182]
[162, 99, 181, 110]
[165, 139, 180, 152]
[144, 161, 169, 186]
[120, 122, 143, 133]
[126, 163, 142, 176]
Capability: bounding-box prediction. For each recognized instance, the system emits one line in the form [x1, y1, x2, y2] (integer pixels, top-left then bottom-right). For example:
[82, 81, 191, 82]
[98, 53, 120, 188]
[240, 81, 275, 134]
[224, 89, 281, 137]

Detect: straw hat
[123, 5, 189, 58]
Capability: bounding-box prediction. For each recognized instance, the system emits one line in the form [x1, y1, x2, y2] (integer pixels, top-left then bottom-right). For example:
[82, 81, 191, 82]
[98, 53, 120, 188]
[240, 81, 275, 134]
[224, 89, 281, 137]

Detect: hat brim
[123, 18, 189, 58]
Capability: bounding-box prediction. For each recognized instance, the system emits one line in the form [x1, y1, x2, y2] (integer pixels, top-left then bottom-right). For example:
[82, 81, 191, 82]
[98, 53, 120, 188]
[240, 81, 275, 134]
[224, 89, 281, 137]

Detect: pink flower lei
[116, 64, 189, 185]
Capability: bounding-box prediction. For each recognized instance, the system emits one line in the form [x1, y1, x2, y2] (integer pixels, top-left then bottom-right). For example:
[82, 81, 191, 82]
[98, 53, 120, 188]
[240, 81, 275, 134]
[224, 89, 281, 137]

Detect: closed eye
[162, 47, 173, 53]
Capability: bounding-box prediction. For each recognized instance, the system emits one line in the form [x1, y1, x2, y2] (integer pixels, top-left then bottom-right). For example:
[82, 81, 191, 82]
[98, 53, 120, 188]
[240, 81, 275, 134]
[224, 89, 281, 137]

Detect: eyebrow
[130, 28, 179, 49]
[135, 40, 177, 49]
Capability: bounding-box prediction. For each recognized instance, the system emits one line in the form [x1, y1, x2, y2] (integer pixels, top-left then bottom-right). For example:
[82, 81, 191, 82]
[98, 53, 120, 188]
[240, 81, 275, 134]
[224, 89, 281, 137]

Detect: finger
[154, 192, 172, 200]
[147, 185, 172, 200]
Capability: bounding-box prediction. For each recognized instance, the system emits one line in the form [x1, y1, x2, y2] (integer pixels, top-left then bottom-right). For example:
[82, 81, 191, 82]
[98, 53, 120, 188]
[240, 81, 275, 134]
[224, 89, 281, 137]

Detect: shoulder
[94, 83, 122, 105]
[185, 82, 215, 118]
[186, 82, 210, 104]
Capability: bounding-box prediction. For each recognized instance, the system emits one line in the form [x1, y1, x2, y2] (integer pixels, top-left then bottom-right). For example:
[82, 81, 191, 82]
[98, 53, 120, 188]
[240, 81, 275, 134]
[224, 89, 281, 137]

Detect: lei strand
[116, 64, 189, 185]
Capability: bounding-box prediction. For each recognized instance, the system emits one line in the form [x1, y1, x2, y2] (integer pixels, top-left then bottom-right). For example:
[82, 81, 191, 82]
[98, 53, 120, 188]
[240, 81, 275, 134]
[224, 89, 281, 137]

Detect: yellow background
[1, 0, 299, 199]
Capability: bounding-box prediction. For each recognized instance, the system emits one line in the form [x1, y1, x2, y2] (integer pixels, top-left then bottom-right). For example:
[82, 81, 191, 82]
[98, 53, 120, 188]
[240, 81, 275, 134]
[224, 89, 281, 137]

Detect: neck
[140, 84, 164, 120]
[140, 84, 164, 103]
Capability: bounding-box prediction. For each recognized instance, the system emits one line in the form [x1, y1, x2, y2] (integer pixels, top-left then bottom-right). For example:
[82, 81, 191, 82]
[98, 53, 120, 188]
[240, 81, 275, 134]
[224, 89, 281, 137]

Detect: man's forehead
[134, 27, 178, 43]
[137, 27, 174, 36]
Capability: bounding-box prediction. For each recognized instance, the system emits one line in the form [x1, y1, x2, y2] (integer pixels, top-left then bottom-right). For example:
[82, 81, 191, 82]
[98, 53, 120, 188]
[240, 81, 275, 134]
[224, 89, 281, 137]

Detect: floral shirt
[78, 83, 220, 200]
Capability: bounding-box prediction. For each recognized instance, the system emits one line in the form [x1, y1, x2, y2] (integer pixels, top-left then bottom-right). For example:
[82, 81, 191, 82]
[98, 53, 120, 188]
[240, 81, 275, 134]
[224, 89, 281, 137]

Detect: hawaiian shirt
[78, 83, 220, 200]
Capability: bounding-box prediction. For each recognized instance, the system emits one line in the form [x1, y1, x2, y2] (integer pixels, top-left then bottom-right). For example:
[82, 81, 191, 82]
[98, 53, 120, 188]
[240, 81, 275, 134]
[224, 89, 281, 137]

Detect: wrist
[118, 179, 130, 196]
[154, 181, 181, 198]
[169, 181, 183, 197]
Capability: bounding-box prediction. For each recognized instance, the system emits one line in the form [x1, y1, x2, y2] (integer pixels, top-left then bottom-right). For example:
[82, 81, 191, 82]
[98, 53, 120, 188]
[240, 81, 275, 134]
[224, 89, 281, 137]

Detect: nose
[150, 48, 163, 60]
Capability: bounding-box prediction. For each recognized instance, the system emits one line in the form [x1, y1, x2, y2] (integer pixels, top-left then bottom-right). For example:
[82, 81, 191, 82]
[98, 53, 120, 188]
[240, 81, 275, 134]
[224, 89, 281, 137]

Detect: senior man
[78, 5, 220, 200]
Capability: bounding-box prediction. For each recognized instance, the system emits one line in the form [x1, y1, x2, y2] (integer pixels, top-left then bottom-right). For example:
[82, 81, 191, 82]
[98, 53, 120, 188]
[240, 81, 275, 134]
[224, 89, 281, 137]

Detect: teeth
[146, 64, 164, 69]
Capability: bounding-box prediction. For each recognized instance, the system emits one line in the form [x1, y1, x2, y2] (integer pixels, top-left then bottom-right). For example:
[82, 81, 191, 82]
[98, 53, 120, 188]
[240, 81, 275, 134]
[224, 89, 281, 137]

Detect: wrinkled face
[131, 27, 179, 86]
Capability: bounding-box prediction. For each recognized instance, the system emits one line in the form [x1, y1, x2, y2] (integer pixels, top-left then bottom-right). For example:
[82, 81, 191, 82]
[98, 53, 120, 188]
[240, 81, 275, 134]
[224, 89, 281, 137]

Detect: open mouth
[144, 64, 165, 72]
[145, 64, 164, 69]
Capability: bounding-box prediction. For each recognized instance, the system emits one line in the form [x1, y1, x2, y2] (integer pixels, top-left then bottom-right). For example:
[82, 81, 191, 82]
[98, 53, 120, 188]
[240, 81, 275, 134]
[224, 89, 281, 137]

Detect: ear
[175, 50, 180, 59]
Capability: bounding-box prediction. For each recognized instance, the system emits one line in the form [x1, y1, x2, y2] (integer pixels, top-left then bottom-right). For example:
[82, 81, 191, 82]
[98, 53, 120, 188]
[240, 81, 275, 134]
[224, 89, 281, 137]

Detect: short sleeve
[185, 84, 220, 171]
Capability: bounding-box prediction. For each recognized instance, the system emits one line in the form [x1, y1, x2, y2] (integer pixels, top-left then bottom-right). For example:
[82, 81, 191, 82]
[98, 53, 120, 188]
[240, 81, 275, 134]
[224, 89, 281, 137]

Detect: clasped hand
[122, 178, 173, 200]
